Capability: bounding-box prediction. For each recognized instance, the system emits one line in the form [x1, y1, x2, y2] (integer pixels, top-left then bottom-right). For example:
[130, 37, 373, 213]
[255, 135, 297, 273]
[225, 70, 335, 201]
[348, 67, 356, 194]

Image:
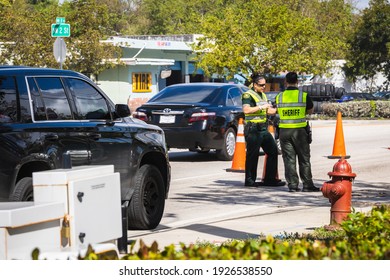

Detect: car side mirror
[115, 104, 131, 118]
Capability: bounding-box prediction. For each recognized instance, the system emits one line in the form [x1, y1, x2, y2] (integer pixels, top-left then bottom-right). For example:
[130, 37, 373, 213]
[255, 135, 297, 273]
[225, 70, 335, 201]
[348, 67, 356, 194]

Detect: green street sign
[56, 17, 66, 24]
[51, 23, 70, 37]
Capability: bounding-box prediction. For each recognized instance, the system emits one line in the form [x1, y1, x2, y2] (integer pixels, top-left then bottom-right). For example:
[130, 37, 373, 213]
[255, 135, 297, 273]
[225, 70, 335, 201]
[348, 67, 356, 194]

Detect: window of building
[132, 72, 152, 93]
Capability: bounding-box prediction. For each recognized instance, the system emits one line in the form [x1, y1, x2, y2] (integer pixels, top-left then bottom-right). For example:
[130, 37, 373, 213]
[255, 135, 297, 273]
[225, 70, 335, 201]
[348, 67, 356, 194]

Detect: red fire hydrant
[322, 158, 356, 225]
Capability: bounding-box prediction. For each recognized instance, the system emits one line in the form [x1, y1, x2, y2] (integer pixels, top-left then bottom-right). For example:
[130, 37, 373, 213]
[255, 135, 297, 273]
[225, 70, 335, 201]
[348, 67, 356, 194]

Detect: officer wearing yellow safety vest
[242, 74, 286, 187]
[275, 72, 320, 192]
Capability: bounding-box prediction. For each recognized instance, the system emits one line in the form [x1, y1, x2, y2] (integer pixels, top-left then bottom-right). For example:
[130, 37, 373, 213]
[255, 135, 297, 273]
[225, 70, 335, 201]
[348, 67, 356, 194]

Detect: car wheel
[128, 164, 165, 230]
[216, 127, 236, 161]
[9, 177, 34, 201]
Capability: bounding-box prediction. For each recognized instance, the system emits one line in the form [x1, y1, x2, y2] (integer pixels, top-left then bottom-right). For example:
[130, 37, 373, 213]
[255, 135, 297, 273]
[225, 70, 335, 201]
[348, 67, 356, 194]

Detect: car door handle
[89, 133, 101, 140]
[67, 150, 92, 160]
[230, 110, 240, 114]
[45, 134, 59, 141]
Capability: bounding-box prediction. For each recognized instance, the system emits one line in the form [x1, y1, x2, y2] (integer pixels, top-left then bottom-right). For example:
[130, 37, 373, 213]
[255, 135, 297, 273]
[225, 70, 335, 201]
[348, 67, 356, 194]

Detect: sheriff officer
[276, 71, 319, 192]
[242, 74, 285, 187]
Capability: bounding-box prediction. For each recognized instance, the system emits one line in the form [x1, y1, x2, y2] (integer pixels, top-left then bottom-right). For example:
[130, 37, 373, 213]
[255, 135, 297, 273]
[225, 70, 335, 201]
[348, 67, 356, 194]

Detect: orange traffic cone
[262, 124, 280, 181]
[226, 118, 246, 173]
[268, 123, 275, 134]
[328, 111, 350, 159]
[267, 122, 281, 153]
[261, 155, 280, 181]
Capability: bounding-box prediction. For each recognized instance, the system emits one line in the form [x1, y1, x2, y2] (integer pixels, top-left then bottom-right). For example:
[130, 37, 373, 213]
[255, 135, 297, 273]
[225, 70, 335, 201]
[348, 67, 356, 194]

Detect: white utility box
[0, 201, 64, 260]
[33, 165, 122, 249]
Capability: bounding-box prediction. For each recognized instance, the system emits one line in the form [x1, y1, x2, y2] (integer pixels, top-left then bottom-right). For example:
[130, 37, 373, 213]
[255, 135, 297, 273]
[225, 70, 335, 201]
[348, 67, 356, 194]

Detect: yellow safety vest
[243, 90, 268, 124]
[276, 89, 307, 128]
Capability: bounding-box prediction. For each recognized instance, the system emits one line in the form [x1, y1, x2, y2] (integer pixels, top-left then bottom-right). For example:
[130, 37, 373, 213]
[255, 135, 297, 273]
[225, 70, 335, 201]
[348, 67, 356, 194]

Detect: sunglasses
[256, 83, 266, 87]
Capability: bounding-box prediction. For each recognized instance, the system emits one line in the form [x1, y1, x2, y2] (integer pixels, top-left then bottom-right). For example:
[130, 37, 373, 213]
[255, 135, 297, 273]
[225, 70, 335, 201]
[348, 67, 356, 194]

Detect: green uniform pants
[244, 123, 279, 185]
[279, 127, 314, 189]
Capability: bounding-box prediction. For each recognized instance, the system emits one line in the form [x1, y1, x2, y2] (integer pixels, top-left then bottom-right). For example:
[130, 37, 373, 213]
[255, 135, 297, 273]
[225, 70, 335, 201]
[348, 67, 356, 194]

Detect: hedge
[71, 205, 389, 260]
[321, 100, 390, 118]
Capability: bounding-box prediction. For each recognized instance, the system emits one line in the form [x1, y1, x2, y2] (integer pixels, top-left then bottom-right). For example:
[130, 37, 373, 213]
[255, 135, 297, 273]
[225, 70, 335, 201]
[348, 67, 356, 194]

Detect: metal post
[117, 201, 129, 254]
[62, 151, 72, 169]
[59, 38, 63, 70]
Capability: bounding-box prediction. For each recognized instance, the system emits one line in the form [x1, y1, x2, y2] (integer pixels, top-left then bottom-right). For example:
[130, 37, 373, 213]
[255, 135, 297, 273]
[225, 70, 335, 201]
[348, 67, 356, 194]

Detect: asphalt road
[126, 119, 390, 251]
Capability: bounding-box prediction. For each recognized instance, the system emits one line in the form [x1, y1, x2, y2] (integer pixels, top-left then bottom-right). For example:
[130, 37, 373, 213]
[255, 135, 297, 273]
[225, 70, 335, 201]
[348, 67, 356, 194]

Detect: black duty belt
[245, 122, 266, 129]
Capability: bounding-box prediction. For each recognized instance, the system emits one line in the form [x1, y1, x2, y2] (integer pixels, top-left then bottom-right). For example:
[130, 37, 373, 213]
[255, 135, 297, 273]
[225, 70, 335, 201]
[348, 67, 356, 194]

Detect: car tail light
[132, 111, 148, 121]
[188, 112, 216, 123]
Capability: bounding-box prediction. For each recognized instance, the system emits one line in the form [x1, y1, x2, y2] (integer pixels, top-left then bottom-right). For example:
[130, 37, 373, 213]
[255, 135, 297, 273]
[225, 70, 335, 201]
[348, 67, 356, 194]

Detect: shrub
[338, 205, 390, 259]
[116, 205, 389, 260]
[321, 101, 390, 118]
[37, 205, 388, 260]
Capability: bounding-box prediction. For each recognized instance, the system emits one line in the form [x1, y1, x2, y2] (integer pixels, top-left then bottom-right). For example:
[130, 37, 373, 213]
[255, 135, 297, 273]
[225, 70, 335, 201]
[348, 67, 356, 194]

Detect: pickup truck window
[66, 78, 110, 120]
[29, 77, 73, 121]
[0, 76, 17, 123]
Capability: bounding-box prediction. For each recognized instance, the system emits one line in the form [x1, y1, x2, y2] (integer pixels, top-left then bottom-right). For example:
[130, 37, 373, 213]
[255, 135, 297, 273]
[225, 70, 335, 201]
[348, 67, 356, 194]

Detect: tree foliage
[344, 0, 390, 90]
[137, 0, 234, 35]
[0, 0, 121, 75]
[0, 0, 386, 85]
[63, 0, 122, 75]
[0, 0, 12, 7]
[95, 0, 139, 35]
[192, 0, 354, 80]
[0, 0, 60, 67]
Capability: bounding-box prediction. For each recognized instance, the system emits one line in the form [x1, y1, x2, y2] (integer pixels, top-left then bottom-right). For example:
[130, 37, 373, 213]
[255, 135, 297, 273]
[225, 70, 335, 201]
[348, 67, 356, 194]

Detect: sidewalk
[125, 119, 390, 254]
[126, 196, 375, 252]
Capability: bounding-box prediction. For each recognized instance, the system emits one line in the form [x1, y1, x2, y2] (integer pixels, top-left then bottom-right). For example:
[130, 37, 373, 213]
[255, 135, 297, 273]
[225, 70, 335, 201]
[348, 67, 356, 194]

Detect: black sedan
[132, 83, 249, 160]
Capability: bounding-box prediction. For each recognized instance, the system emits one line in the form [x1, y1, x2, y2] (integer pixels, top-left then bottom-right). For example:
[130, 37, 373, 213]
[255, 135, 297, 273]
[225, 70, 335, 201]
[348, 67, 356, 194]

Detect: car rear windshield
[149, 86, 220, 103]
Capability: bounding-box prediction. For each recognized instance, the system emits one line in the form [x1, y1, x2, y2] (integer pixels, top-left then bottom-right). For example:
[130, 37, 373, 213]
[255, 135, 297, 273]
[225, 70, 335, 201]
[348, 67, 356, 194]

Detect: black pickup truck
[0, 66, 170, 230]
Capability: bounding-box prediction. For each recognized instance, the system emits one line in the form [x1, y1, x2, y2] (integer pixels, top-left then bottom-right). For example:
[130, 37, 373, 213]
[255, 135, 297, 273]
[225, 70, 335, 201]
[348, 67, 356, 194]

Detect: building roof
[103, 35, 202, 51]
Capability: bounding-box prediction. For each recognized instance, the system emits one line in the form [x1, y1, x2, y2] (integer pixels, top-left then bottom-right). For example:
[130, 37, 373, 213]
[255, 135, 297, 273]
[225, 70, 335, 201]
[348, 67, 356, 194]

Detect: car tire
[9, 177, 34, 201]
[128, 164, 165, 230]
[335, 87, 345, 99]
[216, 127, 236, 161]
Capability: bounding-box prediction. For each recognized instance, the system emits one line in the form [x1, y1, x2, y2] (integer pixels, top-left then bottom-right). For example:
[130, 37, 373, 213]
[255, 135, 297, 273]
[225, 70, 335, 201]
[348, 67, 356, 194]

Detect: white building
[312, 60, 387, 93]
[97, 38, 387, 112]
[97, 35, 204, 112]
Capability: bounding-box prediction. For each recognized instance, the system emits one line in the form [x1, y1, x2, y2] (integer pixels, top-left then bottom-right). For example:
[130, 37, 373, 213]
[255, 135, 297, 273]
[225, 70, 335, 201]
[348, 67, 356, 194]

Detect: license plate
[159, 115, 175, 124]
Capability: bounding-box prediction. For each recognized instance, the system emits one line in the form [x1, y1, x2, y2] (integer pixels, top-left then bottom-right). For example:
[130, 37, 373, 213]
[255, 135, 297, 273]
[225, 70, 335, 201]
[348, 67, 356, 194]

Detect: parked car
[0, 66, 170, 230]
[350, 92, 378, 100]
[337, 92, 379, 102]
[337, 94, 354, 102]
[132, 83, 249, 160]
[373, 91, 390, 100]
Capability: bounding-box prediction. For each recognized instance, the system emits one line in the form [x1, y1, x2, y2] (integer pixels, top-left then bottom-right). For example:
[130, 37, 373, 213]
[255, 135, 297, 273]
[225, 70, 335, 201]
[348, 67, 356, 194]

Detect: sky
[355, 0, 370, 10]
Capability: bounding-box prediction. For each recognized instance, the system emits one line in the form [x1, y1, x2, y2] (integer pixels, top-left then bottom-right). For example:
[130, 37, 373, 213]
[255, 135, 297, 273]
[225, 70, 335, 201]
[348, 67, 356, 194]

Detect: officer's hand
[262, 103, 271, 110]
[267, 107, 277, 115]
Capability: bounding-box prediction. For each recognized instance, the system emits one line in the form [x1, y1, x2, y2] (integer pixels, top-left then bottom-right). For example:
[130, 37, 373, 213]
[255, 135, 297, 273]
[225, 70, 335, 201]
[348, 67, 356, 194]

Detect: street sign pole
[53, 37, 67, 69]
[51, 17, 70, 69]
[59, 38, 64, 70]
